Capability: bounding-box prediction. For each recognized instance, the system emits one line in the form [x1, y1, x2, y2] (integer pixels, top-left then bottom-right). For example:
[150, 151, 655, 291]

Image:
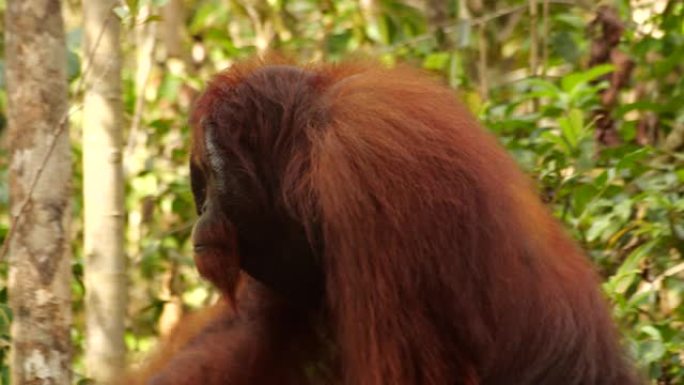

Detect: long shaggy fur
[129, 57, 640, 385]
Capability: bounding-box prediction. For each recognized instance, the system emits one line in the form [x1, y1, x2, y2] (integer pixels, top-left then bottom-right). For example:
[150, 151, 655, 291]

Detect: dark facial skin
[188, 66, 329, 308]
[189, 133, 323, 308]
[190, 160, 242, 306]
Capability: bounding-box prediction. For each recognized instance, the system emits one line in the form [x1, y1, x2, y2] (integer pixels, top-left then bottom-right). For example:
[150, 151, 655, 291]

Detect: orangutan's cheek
[192, 214, 241, 308]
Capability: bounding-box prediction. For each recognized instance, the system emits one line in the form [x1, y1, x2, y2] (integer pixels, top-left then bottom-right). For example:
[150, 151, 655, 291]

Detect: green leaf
[143, 15, 163, 24]
[606, 241, 654, 294]
[561, 64, 614, 93]
[558, 108, 585, 149]
[0, 305, 12, 333]
[616, 148, 651, 170]
[572, 184, 597, 216]
[66, 28, 83, 51]
[423, 52, 450, 71]
[594, 170, 609, 190]
[637, 325, 666, 364]
[113, 5, 131, 21]
[550, 31, 580, 63]
[158, 75, 182, 102]
[541, 130, 571, 154]
[524, 78, 562, 99]
[365, 14, 393, 44]
[586, 216, 612, 243]
[676, 168, 684, 183]
[67, 50, 81, 82]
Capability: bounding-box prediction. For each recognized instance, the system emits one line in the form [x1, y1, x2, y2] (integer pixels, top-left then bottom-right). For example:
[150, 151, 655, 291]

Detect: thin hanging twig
[478, 23, 488, 99]
[542, 0, 551, 78]
[529, 0, 539, 77]
[125, 4, 158, 162]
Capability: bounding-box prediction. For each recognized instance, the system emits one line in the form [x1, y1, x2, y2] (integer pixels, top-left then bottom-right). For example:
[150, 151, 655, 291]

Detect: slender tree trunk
[126, 3, 157, 160]
[82, 0, 126, 383]
[4, 0, 72, 384]
[529, 0, 539, 77]
[161, 0, 187, 59]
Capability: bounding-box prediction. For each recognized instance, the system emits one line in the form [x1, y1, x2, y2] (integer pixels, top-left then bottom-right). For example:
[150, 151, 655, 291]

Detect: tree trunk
[4, 0, 72, 384]
[161, 0, 187, 59]
[82, 0, 126, 383]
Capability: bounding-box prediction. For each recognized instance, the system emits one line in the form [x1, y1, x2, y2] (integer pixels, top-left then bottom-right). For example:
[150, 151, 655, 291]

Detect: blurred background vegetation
[0, 0, 683, 383]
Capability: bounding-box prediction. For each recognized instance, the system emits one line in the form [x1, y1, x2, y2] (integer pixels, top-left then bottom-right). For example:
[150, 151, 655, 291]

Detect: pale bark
[529, 0, 539, 77]
[5, 0, 72, 384]
[161, 0, 187, 59]
[82, 0, 126, 383]
[126, 4, 157, 160]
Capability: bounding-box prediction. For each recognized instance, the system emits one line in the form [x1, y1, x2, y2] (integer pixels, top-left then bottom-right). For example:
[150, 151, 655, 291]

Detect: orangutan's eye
[190, 161, 207, 215]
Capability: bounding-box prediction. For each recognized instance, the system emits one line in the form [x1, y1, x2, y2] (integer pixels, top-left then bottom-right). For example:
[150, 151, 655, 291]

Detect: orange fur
[123, 302, 230, 385]
[124, 278, 319, 385]
[126, 58, 640, 385]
